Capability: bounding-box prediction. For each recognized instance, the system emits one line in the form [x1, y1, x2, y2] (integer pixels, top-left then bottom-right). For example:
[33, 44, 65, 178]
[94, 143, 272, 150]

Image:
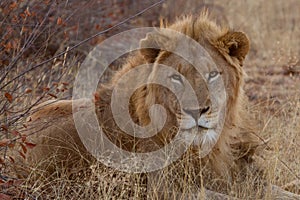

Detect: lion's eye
[209, 71, 219, 78]
[207, 71, 220, 82]
[170, 74, 183, 84]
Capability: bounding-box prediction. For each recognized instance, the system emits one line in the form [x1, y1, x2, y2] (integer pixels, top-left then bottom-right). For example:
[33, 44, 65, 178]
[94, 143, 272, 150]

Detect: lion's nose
[183, 106, 210, 121]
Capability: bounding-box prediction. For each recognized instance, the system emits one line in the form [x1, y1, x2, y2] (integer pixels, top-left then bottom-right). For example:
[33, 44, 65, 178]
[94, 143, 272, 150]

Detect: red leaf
[43, 87, 50, 91]
[20, 143, 27, 154]
[8, 156, 14, 163]
[48, 93, 57, 98]
[24, 142, 36, 149]
[4, 93, 13, 103]
[4, 42, 12, 52]
[24, 8, 31, 16]
[18, 151, 26, 159]
[20, 13, 26, 19]
[12, 15, 19, 23]
[9, 2, 18, 10]
[25, 88, 32, 93]
[57, 17, 62, 25]
[95, 24, 101, 30]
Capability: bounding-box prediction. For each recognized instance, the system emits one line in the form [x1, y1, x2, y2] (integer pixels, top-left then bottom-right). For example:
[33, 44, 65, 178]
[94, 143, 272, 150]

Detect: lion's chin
[181, 127, 219, 155]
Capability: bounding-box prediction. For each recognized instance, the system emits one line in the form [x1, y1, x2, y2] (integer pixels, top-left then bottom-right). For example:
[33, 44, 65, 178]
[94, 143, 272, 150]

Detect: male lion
[22, 12, 299, 198]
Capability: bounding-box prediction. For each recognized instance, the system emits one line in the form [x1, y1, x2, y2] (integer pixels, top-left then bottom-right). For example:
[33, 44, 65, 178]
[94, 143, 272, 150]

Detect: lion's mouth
[197, 125, 209, 130]
[181, 124, 210, 132]
[179, 122, 211, 131]
[178, 112, 218, 130]
[179, 119, 212, 131]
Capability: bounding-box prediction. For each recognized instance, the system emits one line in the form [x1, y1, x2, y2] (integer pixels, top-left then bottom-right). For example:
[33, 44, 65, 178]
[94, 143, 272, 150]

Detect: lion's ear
[139, 31, 170, 62]
[215, 31, 250, 66]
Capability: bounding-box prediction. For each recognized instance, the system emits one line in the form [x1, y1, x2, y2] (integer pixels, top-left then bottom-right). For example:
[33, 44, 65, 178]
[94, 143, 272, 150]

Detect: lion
[94, 12, 259, 177]
[21, 12, 299, 198]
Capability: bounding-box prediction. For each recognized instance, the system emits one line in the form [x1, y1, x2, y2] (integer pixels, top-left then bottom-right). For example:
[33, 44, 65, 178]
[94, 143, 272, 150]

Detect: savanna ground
[0, 0, 299, 199]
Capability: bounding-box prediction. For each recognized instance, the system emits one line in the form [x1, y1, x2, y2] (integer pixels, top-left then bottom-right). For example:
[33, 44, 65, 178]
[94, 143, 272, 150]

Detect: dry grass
[1, 0, 299, 199]
[215, 0, 300, 196]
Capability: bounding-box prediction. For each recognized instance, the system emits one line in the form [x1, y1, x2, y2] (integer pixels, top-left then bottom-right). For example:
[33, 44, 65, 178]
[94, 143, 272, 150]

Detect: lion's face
[145, 52, 227, 147]
[138, 18, 250, 149]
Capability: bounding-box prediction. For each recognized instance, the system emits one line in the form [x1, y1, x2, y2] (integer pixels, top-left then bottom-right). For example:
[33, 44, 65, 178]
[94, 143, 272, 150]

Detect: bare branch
[0, 0, 165, 90]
